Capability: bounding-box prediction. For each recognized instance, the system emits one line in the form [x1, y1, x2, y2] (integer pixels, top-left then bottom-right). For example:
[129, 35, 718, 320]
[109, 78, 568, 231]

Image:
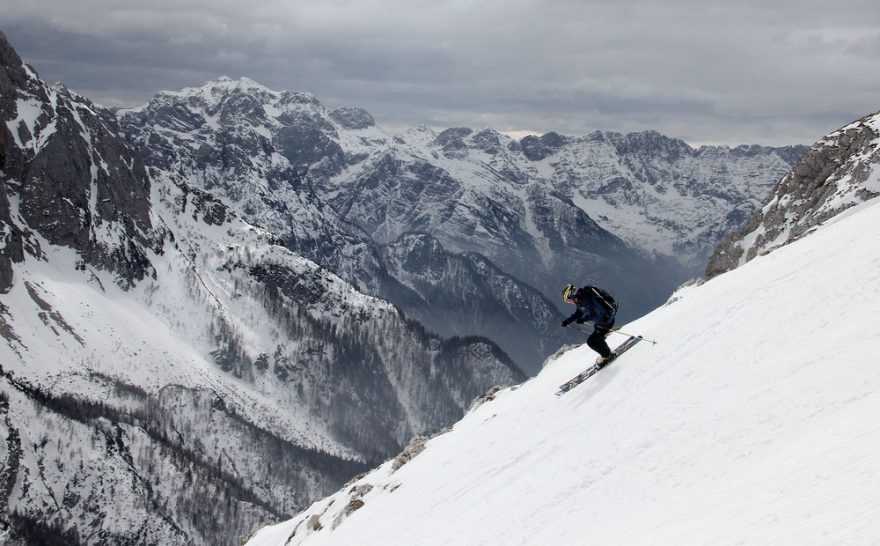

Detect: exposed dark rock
[329, 107, 376, 130]
[1, 32, 158, 290]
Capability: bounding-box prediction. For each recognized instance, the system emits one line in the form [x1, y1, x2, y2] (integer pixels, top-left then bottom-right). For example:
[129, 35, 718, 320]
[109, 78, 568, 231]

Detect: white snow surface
[248, 197, 880, 546]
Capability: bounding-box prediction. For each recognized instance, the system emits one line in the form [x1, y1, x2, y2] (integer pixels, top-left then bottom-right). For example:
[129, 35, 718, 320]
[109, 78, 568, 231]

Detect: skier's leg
[587, 324, 613, 358]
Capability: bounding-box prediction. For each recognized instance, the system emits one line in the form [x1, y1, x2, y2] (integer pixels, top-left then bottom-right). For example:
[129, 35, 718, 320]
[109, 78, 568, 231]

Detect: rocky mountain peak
[606, 129, 693, 159]
[518, 132, 569, 161]
[192, 76, 277, 99]
[279, 89, 323, 108]
[396, 125, 437, 142]
[434, 127, 474, 152]
[470, 129, 505, 154]
[329, 107, 376, 129]
[0, 31, 43, 101]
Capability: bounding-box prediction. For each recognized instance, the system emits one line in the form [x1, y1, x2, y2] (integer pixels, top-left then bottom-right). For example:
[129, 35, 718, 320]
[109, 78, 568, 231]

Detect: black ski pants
[587, 320, 614, 358]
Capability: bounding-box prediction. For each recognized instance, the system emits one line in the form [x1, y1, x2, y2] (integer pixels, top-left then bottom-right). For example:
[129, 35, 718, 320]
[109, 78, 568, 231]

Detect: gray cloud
[3, 0, 879, 145]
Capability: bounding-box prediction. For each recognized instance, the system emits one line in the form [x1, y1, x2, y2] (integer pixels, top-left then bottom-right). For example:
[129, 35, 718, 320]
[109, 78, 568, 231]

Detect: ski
[555, 336, 643, 396]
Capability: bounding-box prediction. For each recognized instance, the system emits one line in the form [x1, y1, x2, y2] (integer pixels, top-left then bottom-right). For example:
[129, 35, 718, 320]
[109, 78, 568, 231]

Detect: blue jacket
[563, 286, 616, 327]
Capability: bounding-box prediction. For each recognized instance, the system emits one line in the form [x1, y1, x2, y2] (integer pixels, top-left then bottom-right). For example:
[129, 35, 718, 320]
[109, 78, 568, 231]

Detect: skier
[560, 283, 618, 365]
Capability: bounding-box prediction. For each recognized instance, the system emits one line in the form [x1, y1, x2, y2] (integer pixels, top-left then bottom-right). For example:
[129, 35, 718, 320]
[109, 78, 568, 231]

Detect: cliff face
[0, 31, 156, 293]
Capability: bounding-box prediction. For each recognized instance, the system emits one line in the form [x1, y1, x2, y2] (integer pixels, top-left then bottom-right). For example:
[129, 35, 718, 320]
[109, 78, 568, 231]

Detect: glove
[561, 318, 572, 327]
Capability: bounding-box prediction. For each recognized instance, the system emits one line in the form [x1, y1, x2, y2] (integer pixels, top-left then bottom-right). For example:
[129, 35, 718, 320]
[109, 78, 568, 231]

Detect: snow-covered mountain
[116, 77, 568, 373]
[707, 110, 880, 277]
[0, 31, 521, 545]
[246, 132, 880, 546]
[117, 77, 804, 373]
[332, 126, 803, 272]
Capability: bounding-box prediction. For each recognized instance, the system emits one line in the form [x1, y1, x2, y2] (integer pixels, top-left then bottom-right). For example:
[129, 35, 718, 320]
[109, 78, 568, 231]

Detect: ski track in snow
[248, 197, 880, 546]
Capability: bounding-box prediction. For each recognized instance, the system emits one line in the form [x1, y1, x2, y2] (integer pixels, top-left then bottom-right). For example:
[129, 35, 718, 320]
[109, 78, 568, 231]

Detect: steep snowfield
[248, 197, 880, 545]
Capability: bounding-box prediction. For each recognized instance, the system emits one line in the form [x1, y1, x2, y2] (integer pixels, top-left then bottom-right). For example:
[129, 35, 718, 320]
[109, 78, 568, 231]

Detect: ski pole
[573, 325, 658, 345]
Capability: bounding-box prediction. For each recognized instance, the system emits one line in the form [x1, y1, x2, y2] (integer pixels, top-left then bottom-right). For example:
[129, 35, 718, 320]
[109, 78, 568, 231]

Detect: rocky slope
[706, 111, 880, 277]
[0, 34, 156, 294]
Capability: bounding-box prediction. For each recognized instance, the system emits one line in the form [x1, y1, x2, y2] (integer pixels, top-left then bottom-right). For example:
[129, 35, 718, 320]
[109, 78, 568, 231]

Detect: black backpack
[578, 285, 618, 315]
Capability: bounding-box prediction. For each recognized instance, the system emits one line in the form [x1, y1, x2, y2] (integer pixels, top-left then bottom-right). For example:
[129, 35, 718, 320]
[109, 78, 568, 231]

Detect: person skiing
[560, 283, 618, 365]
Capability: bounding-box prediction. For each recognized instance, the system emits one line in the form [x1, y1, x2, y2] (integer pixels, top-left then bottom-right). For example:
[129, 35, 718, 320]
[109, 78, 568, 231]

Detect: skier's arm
[561, 308, 584, 327]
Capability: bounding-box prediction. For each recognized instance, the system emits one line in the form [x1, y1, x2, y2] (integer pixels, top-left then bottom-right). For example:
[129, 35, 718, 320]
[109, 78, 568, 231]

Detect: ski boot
[596, 353, 615, 367]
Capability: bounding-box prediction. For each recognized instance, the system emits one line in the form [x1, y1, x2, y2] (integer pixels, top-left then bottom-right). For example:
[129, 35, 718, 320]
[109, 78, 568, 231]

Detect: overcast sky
[3, 0, 879, 146]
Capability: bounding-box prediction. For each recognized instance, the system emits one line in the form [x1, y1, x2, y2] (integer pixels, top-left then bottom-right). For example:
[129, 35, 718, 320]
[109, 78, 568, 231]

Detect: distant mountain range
[118, 76, 805, 373]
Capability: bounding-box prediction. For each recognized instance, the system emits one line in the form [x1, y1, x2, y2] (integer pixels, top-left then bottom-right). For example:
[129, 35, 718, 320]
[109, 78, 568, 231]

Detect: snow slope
[248, 196, 880, 545]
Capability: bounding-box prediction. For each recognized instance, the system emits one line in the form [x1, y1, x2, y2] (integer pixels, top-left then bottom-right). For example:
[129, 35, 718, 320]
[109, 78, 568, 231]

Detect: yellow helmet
[562, 283, 577, 301]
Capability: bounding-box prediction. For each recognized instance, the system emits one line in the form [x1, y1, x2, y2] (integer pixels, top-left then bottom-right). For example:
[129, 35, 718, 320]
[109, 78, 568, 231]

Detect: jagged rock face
[0, 31, 157, 292]
[275, 110, 346, 173]
[329, 107, 375, 130]
[519, 132, 569, 161]
[0, 33, 524, 546]
[706, 112, 880, 278]
[434, 127, 474, 156]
